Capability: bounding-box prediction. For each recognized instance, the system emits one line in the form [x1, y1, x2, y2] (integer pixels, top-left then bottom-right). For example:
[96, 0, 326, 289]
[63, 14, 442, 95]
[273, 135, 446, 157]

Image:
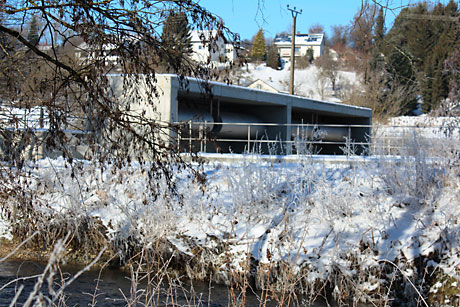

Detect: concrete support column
[157, 75, 179, 145]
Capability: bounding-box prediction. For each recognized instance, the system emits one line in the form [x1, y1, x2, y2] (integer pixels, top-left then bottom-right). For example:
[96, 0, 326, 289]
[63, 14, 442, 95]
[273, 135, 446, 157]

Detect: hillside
[233, 63, 360, 103]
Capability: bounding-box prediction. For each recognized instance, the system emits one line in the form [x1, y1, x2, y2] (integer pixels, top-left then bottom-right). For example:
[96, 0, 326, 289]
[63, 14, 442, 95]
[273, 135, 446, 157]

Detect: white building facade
[75, 42, 120, 67]
[190, 30, 237, 64]
[274, 33, 324, 61]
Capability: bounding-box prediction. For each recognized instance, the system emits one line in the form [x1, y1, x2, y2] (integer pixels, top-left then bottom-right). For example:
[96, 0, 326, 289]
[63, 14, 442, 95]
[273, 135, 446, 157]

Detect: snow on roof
[190, 30, 226, 43]
[274, 33, 324, 45]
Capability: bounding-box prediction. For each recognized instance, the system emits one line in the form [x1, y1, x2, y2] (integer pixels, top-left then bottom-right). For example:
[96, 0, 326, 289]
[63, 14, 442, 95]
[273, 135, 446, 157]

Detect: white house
[74, 42, 120, 66]
[247, 79, 279, 93]
[274, 33, 324, 61]
[190, 30, 238, 64]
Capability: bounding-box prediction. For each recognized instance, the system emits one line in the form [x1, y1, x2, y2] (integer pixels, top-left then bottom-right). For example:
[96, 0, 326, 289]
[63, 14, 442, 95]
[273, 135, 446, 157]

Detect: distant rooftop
[190, 30, 229, 44]
[274, 33, 324, 45]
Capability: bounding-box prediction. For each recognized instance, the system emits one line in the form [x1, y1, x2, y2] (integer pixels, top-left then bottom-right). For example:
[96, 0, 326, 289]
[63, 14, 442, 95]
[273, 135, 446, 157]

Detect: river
[0, 260, 332, 306]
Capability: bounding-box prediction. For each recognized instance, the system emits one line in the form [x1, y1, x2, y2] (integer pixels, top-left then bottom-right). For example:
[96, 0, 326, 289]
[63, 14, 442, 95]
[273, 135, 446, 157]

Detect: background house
[247, 79, 279, 93]
[274, 33, 324, 62]
[75, 42, 120, 67]
[190, 30, 237, 64]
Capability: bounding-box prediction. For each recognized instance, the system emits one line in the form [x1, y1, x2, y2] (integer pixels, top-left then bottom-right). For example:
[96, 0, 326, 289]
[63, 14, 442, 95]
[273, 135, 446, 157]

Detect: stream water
[0, 260, 330, 306]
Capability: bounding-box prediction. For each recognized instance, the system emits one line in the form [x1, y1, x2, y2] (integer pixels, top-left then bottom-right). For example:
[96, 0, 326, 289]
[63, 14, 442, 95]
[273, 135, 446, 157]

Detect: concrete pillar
[156, 75, 179, 143]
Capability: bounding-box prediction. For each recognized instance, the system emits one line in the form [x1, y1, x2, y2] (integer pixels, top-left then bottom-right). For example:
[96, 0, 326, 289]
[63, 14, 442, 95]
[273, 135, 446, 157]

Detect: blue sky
[196, 0, 424, 40]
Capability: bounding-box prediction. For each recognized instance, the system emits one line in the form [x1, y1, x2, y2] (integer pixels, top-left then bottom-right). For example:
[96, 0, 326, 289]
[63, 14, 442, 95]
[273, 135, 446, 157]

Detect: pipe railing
[175, 121, 367, 150]
[174, 121, 460, 156]
[2, 112, 459, 157]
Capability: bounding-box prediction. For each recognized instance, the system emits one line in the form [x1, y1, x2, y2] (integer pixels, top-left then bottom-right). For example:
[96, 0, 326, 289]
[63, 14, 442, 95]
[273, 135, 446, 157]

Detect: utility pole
[287, 5, 302, 95]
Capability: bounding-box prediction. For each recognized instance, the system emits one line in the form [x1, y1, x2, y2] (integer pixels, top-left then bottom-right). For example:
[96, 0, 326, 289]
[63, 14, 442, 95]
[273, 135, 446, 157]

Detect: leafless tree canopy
[0, 1, 236, 181]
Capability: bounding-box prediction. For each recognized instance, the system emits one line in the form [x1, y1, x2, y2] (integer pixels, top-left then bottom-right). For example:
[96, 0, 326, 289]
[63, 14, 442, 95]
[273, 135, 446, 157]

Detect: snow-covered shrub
[4, 121, 460, 305]
[374, 130, 448, 203]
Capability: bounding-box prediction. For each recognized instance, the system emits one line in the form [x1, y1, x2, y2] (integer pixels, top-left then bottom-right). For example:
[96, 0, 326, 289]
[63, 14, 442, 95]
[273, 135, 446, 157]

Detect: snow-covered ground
[1, 116, 460, 304]
[1, 139, 459, 301]
[236, 63, 359, 102]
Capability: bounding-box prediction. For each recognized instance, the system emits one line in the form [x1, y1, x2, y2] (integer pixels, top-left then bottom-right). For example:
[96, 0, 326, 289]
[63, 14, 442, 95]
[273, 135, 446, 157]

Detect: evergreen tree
[367, 7, 418, 116]
[424, 33, 451, 112]
[374, 6, 384, 48]
[306, 48, 314, 64]
[445, 45, 460, 103]
[421, 1, 459, 111]
[160, 11, 192, 72]
[406, 3, 431, 70]
[382, 1, 459, 113]
[266, 44, 281, 70]
[27, 15, 40, 45]
[250, 29, 266, 62]
[369, 6, 385, 72]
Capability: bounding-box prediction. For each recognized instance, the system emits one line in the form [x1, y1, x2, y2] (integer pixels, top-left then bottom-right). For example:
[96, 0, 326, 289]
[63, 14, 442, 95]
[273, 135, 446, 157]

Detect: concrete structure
[274, 33, 324, 61]
[109, 74, 372, 155]
[190, 30, 237, 63]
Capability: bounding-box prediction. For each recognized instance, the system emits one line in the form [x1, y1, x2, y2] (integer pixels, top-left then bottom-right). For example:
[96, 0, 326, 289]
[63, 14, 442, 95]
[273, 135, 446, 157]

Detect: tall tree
[0, 0, 238, 254]
[27, 15, 40, 45]
[421, 0, 460, 111]
[266, 44, 281, 70]
[250, 29, 266, 62]
[330, 24, 349, 52]
[445, 45, 460, 104]
[309, 23, 324, 34]
[375, 0, 460, 113]
[369, 6, 385, 72]
[160, 11, 192, 73]
[349, 1, 378, 54]
[349, 1, 379, 82]
[0, 0, 234, 190]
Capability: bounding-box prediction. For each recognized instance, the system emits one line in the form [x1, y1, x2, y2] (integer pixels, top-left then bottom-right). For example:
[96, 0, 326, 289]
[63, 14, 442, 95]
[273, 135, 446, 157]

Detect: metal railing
[2, 109, 460, 158]
[174, 121, 460, 156]
[0, 106, 87, 133]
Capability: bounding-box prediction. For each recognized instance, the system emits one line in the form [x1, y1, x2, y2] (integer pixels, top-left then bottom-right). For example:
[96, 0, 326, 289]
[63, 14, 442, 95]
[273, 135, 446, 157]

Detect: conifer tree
[250, 29, 266, 62]
[421, 0, 459, 111]
[381, 1, 459, 113]
[374, 7, 385, 47]
[27, 15, 40, 45]
[266, 44, 280, 69]
[369, 6, 385, 72]
[363, 6, 419, 117]
[160, 11, 192, 72]
[445, 46, 460, 103]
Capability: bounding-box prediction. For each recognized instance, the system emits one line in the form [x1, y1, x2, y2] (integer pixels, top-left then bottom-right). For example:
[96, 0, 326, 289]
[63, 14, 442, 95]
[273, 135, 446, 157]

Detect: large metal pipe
[217, 112, 266, 139]
[178, 108, 215, 131]
[291, 123, 348, 142]
[178, 108, 266, 139]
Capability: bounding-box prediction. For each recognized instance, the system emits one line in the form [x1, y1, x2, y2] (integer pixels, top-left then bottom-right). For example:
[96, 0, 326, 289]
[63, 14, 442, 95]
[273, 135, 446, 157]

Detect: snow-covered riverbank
[1, 129, 460, 305]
